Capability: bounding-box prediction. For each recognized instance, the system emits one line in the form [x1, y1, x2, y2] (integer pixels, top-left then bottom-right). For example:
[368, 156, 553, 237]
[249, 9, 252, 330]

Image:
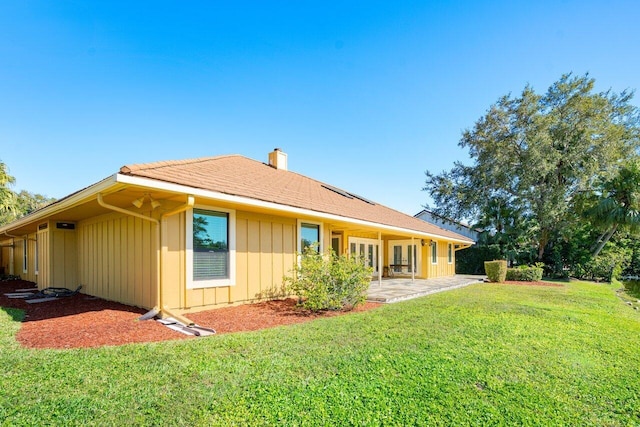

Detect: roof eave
[117, 174, 475, 244]
[0, 174, 119, 235]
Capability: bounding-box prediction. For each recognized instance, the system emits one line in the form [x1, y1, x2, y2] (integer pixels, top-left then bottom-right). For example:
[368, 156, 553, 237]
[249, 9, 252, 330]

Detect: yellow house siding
[11, 235, 38, 283]
[78, 212, 157, 309]
[12, 238, 21, 278]
[167, 210, 296, 311]
[36, 228, 50, 288]
[161, 212, 186, 310]
[420, 244, 428, 278]
[427, 240, 455, 278]
[0, 240, 11, 275]
[49, 226, 78, 290]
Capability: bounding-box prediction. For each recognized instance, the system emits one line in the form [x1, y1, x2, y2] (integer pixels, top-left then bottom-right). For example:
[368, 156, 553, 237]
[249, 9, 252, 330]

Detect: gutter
[454, 244, 473, 251]
[97, 193, 195, 326]
[0, 175, 118, 235]
[116, 174, 475, 245]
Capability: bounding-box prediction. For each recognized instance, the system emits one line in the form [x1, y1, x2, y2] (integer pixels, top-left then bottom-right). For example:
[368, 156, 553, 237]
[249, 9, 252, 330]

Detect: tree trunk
[537, 229, 550, 260]
[591, 224, 618, 257]
[590, 230, 609, 253]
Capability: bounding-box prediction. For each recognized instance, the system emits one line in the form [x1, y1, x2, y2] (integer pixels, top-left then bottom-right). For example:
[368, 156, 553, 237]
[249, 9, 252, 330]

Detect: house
[415, 209, 480, 242]
[0, 149, 474, 319]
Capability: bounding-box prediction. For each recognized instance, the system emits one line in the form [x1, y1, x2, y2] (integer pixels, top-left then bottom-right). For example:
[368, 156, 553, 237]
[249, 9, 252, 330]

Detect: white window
[22, 237, 27, 274]
[186, 206, 236, 289]
[431, 241, 437, 264]
[298, 220, 323, 253]
[448, 243, 453, 264]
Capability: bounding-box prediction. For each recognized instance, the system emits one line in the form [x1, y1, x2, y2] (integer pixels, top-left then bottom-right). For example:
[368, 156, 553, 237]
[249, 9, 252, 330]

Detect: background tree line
[424, 73, 640, 280]
[0, 161, 55, 225]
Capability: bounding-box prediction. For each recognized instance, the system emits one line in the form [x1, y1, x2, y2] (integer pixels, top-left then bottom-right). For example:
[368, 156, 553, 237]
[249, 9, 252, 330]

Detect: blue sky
[1, 1, 639, 215]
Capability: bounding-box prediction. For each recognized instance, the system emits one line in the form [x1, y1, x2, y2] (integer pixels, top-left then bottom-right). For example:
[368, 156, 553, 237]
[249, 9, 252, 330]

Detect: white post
[411, 237, 415, 282]
[378, 231, 383, 287]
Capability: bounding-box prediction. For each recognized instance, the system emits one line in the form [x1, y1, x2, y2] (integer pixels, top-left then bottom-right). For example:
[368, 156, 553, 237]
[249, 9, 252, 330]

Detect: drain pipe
[97, 193, 195, 326]
[158, 195, 195, 325]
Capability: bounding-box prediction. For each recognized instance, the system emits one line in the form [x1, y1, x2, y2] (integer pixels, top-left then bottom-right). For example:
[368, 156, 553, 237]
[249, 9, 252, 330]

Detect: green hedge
[484, 260, 507, 283]
[455, 245, 503, 274]
[506, 265, 543, 282]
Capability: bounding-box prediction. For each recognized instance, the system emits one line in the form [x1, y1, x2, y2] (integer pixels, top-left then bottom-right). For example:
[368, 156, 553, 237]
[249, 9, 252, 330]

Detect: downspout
[97, 193, 195, 326]
[158, 195, 195, 325]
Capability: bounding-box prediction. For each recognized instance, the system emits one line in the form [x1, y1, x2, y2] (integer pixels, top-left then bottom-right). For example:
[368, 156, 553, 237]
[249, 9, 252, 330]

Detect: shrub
[285, 245, 373, 311]
[455, 244, 503, 274]
[506, 265, 544, 281]
[582, 251, 629, 282]
[484, 260, 507, 283]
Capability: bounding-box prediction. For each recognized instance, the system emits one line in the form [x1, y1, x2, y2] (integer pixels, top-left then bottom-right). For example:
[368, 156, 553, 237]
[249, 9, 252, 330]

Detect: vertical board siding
[175, 211, 296, 311]
[12, 238, 22, 279]
[5, 233, 42, 284]
[233, 218, 249, 303]
[37, 230, 50, 288]
[427, 241, 455, 278]
[259, 221, 273, 295]
[1, 241, 11, 276]
[78, 212, 157, 309]
[161, 213, 185, 310]
[27, 235, 37, 283]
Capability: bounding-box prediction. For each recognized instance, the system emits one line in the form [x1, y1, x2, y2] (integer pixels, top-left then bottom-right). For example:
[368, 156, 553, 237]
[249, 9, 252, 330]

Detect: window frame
[186, 205, 236, 289]
[22, 237, 28, 274]
[448, 243, 453, 264]
[431, 241, 438, 265]
[297, 220, 323, 254]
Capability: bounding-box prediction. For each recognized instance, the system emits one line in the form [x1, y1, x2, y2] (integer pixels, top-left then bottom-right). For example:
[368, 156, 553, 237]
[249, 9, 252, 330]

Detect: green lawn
[1, 281, 639, 426]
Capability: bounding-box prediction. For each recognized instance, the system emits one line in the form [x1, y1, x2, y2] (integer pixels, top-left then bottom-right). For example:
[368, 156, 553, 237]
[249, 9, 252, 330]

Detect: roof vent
[268, 148, 288, 171]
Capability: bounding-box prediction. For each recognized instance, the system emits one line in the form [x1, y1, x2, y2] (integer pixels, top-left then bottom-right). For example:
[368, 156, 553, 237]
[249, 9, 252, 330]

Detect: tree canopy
[424, 73, 640, 263]
[0, 159, 55, 226]
[0, 160, 17, 220]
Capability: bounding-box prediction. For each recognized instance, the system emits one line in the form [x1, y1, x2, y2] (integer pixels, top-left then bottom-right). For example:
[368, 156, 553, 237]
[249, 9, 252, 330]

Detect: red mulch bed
[0, 280, 380, 350]
[502, 280, 564, 287]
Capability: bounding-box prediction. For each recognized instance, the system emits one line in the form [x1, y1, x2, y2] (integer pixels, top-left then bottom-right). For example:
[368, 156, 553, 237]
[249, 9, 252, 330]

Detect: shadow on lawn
[1, 306, 25, 323]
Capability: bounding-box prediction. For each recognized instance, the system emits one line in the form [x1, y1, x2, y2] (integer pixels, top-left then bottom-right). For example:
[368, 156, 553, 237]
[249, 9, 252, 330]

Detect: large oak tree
[424, 73, 640, 260]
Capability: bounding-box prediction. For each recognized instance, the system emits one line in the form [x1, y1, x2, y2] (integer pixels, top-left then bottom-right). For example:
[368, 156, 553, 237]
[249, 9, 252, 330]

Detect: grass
[1, 281, 639, 426]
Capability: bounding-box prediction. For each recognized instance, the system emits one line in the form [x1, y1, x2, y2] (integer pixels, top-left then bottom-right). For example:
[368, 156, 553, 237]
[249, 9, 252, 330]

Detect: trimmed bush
[506, 265, 543, 281]
[484, 260, 507, 283]
[285, 245, 373, 311]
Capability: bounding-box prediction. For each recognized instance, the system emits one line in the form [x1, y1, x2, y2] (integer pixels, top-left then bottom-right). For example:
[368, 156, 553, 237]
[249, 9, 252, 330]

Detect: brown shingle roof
[120, 155, 474, 243]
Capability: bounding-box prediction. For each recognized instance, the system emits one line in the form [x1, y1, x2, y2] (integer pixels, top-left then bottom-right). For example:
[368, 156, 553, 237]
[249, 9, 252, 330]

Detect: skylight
[321, 184, 375, 205]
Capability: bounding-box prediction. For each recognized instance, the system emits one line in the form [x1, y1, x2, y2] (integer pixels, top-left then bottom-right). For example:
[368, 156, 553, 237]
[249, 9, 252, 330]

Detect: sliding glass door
[348, 237, 380, 275]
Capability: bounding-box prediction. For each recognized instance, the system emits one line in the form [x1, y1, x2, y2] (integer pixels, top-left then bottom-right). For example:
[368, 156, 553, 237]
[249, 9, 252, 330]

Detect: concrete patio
[366, 275, 485, 303]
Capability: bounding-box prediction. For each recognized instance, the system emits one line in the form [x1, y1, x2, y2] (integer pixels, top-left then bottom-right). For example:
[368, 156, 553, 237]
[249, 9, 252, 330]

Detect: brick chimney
[268, 148, 288, 171]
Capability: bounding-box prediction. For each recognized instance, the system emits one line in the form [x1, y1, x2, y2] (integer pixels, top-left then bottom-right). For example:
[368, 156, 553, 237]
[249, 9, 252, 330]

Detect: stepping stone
[25, 297, 58, 304]
[5, 292, 35, 298]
